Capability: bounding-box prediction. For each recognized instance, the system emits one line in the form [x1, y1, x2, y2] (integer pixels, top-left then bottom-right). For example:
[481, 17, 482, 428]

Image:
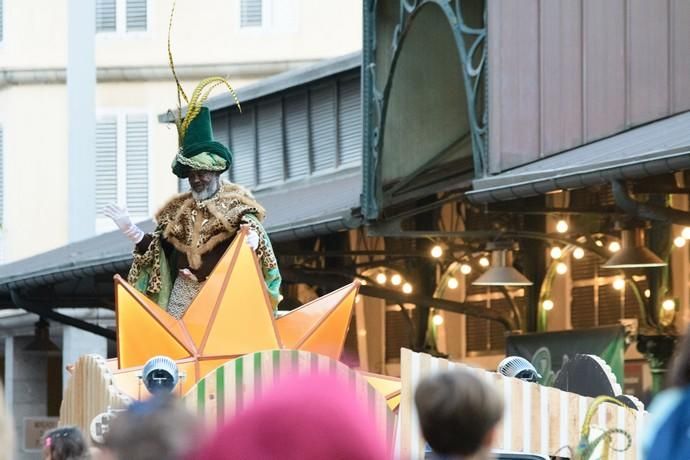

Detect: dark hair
[104, 395, 199, 460]
[43, 426, 88, 460]
[414, 369, 503, 456]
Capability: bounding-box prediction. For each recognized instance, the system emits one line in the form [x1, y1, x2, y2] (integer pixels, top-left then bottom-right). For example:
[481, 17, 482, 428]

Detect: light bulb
[542, 299, 554, 311]
[662, 299, 676, 311]
[391, 274, 402, 286]
[431, 245, 443, 258]
[375, 273, 387, 285]
[550, 247, 562, 260]
[595, 239, 604, 247]
[556, 262, 568, 275]
[402, 283, 413, 294]
[674, 236, 687, 248]
[479, 257, 490, 267]
[613, 278, 625, 290]
[556, 220, 569, 233]
[644, 289, 651, 298]
[432, 314, 444, 326]
[683, 227, 690, 240]
[447, 277, 459, 289]
[460, 264, 472, 275]
[573, 247, 585, 259]
[608, 241, 621, 253]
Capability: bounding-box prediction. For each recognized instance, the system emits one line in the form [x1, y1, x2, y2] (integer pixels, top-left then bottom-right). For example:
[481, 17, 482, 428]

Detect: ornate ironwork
[362, 0, 488, 220]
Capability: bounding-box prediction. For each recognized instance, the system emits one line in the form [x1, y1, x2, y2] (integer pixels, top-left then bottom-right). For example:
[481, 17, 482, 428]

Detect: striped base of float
[182, 349, 396, 447]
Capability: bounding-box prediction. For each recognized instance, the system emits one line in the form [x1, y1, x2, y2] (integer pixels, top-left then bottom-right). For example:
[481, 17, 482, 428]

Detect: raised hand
[104, 203, 144, 243]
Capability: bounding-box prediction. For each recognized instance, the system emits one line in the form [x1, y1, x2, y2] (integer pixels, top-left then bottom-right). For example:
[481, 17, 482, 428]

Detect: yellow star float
[109, 228, 366, 398]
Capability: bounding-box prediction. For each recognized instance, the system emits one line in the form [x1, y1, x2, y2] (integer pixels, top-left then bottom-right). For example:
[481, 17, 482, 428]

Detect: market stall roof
[158, 51, 361, 121]
[467, 111, 690, 203]
[0, 169, 361, 295]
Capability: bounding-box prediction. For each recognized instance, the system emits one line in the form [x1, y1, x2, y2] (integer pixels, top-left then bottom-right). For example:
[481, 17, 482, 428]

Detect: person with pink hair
[190, 374, 389, 460]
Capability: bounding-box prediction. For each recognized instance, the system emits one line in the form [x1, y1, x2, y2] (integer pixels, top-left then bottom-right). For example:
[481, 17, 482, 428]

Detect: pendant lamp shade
[23, 319, 61, 356]
[602, 228, 666, 269]
[473, 249, 533, 287]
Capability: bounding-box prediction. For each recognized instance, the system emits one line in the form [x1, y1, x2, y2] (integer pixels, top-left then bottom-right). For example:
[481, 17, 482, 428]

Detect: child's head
[42, 426, 88, 460]
[415, 369, 503, 457]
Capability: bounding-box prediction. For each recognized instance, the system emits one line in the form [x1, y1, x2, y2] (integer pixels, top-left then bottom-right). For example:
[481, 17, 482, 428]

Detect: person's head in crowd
[415, 369, 503, 460]
[42, 426, 89, 460]
[101, 395, 200, 460]
[190, 373, 389, 460]
[0, 383, 13, 460]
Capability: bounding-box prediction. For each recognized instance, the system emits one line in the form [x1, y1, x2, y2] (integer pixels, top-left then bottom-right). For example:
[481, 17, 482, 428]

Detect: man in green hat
[105, 106, 282, 318]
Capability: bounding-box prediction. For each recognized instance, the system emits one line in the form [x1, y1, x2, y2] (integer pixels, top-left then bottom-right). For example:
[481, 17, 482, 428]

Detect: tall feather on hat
[167, 0, 241, 178]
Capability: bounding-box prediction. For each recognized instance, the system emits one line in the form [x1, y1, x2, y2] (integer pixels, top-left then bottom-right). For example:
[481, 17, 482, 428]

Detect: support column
[9, 336, 49, 460]
[355, 296, 386, 374]
[4, 337, 13, 409]
[67, 0, 96, 241]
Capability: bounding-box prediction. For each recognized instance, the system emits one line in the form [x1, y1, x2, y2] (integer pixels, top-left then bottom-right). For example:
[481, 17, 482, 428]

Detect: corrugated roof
[0, 170, 362, 293]
[158, 51, 361, 122]
[467, 111, 690, 203]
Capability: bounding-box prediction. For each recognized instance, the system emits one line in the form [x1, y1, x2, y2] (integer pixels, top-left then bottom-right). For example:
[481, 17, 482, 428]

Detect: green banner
[506, 325, 625, 386]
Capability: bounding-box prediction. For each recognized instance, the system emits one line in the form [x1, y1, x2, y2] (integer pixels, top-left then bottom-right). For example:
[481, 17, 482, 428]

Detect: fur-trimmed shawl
[155, 182, 265, 269]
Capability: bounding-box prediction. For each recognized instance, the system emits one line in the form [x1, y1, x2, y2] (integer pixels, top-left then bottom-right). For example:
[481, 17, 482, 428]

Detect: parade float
[58, 228, 648, 459]
[57, 3, 646, 454]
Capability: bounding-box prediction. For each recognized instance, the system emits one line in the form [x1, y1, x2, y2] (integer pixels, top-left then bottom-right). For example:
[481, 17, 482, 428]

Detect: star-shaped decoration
[110, 228, 360, 397]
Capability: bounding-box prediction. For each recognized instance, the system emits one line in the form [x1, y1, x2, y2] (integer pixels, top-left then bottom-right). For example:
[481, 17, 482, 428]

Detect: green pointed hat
[172, 107, 232, 178]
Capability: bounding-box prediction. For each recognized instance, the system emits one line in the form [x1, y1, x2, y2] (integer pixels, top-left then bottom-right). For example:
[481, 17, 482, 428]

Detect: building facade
[0, 1, 361, 457]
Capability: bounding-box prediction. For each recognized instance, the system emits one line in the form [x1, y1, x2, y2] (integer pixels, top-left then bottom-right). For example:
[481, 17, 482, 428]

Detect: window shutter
[257, 100, 284, 184]
[230, 109, 256, 188]
[599, 283, 623, 325]
[95, 117, 118, 216]
[126, 0, 147, 32]
[571, 286, 596, 328]
[240, 0, 262, 27]
[309, 84, 337, 172]
[126, 115, 148, 215]
[178, 177, 190, 193]
[96, 0, 117, 32]
[284, 93, 309, 179]
[337, 77, 361, 165]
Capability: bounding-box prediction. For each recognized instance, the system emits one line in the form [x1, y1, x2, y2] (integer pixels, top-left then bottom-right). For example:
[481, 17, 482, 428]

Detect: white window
[240, 0, 263, 28]
[96, 0, 147, 34]
[96, 113, 149, 231]
[96, 0, 117, 32]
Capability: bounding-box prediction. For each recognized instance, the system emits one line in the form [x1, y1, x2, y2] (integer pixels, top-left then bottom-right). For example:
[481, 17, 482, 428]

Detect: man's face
[188, 170, 220, 200]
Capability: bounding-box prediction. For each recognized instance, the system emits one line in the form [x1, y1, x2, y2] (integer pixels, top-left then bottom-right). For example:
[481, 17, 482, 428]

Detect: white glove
[246, 229, 259, 251]
[104, 204, 144, 244]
